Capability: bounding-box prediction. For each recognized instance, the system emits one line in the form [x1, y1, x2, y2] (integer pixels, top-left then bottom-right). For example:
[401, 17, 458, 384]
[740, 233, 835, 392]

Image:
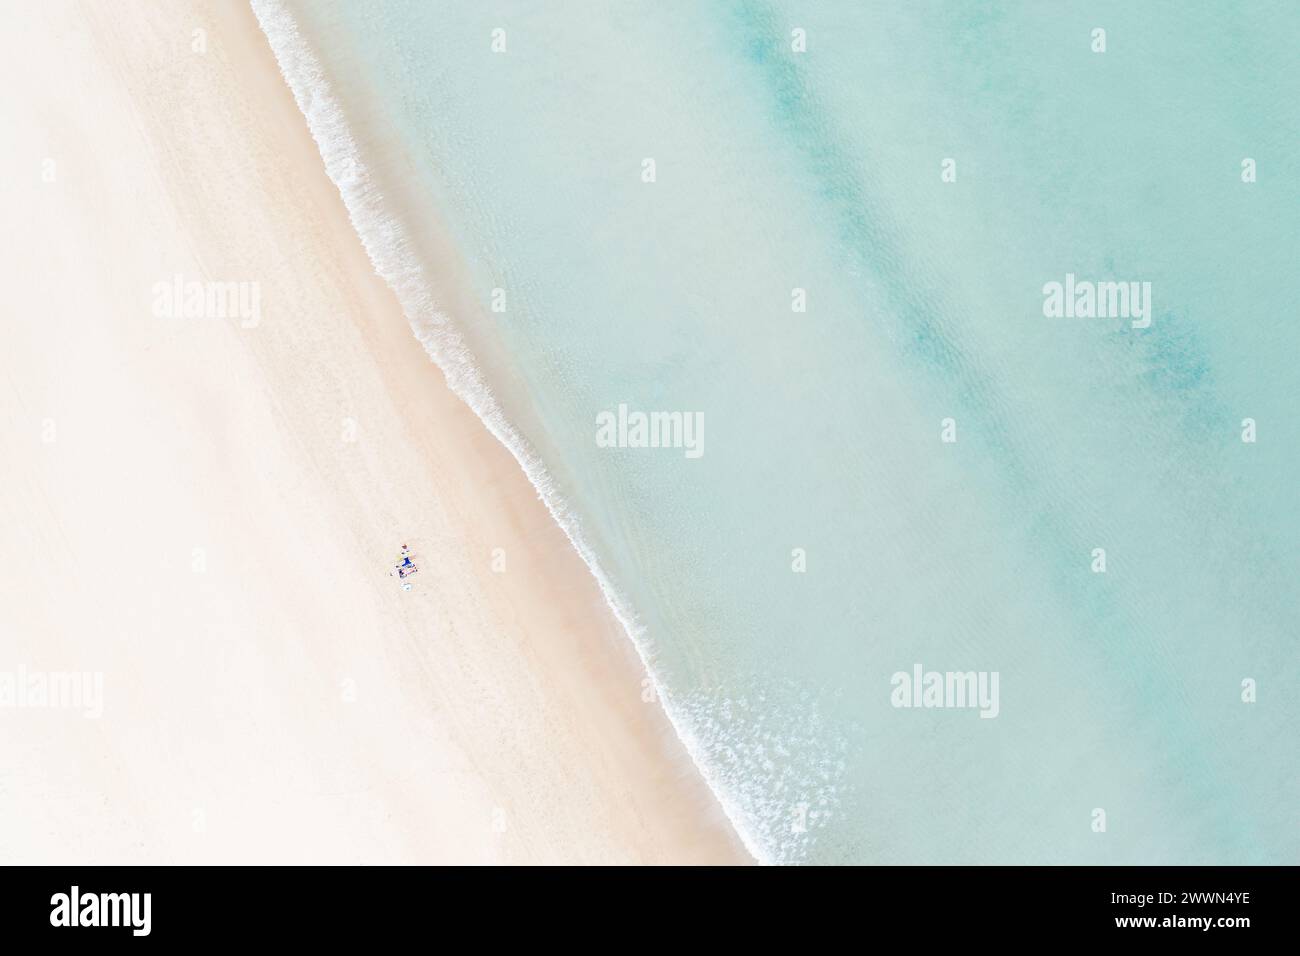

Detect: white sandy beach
[0, 0, 747, 864]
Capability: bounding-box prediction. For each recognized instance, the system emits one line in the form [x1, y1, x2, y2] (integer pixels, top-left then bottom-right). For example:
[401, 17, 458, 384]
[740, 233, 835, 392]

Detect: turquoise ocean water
[253, 1, 1299, 863]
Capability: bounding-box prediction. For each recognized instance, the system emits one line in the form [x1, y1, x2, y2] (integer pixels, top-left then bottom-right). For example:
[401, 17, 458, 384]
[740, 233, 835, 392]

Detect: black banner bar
[0, 865, 1287, 943]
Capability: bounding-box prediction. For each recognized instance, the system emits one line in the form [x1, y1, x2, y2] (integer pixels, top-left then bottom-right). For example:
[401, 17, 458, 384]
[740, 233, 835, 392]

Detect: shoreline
[0, 0, 749, 864]
[250, 0, 768, 865]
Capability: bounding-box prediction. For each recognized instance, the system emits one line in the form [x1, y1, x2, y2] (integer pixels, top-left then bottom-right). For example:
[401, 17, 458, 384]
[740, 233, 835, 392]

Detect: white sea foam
[677, 686, 848, 865]
[249, 0, 772, 864]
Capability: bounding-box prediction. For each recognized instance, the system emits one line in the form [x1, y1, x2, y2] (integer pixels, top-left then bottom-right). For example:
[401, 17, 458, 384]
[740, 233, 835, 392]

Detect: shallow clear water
[256, 0, 1300, 863]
